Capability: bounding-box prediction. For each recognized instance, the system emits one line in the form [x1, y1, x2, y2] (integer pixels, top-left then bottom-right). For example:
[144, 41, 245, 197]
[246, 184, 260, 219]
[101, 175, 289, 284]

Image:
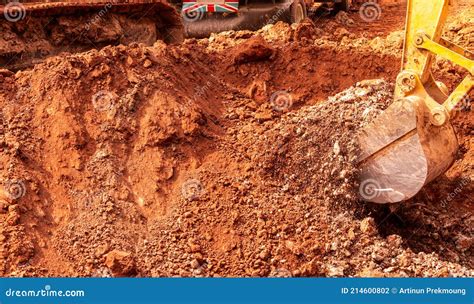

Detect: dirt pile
[0, 41, 224, 276]
[230, 36, 275, 65]
[203, 4, 471, 63]
[0, 44, 472, 276]
[173, 79, 471, 277]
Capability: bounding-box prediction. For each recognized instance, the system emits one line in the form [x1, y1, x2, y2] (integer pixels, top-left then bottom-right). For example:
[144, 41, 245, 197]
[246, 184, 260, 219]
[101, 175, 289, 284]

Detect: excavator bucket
[356, 0, 472, 204]
[357, 96, 458, 204]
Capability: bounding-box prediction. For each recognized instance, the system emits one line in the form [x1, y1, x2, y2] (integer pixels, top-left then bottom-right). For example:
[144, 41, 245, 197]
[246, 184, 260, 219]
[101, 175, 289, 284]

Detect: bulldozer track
[0, 0, 183, 70]
[0, 0, 179, 17]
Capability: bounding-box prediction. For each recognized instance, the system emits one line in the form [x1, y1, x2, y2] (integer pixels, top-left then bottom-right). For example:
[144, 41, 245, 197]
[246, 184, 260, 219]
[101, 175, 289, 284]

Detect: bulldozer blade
[357, 97, 458, 204]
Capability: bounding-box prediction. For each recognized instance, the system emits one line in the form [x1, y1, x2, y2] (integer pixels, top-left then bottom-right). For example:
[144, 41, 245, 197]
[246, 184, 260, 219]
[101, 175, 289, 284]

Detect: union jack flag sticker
[182, 0, 240, 14]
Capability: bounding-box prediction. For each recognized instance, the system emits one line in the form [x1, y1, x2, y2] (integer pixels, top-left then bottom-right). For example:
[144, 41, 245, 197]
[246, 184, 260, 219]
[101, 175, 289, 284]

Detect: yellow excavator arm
[357, 0, 473, 204]
[398, 0, 473, 114]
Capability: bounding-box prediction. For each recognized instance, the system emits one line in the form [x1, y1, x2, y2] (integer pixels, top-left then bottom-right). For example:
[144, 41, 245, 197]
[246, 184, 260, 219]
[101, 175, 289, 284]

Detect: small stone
[383, 266, 396, 273]
[293, 19, 318, 41]
[354, 88, 368, 97]
[193, 252, 204, 263]
[335, 11, 355, 26]
[348, 228, 356, 240]
[95, 244, 110, 257]
[258, 249, 270, 260]
[334, 27, 350, 39]
[0, 199, 9, 214]
[190, 259, 201, 269]
[435, 267, 450, 277]
[6, 206, 20, 226]
[455, 235, 473, 252]
[188, 243, 201, 253]
[269, 268, 292, 277]
[126, 56, 134, 66]
[371, 248, 388, 263]
[333, 141, 341, 156]
[327, 265, 344, 277]
[231, 35, 274, 65]
[386, 234, 403, 248]
[254, 112, 273, 121]
[143, 59, 153, 68]
[360, 217, 377, 236]
[105, 250, 136, 277]
[397, 252, 412, 267]
[0, 69, 14, 77]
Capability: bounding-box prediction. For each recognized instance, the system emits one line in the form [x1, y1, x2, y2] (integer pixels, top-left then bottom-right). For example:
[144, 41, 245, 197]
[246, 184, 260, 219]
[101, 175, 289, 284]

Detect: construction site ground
[0, 0, 472, 277]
